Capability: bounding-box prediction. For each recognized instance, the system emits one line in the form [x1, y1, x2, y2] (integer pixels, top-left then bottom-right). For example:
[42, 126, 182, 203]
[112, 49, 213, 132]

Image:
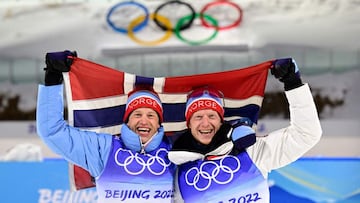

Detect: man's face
[188, 109, 222, 145]
[127, 108, 160, 144]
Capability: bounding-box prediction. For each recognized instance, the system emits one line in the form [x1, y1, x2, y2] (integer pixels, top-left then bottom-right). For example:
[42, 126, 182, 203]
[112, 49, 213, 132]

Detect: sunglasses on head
[187, 86, 224, 100]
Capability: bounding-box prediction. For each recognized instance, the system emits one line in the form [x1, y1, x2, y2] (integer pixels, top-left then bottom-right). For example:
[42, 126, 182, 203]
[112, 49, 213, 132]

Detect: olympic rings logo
[185, 155, 241, 191]
[114, 148, 171, 176]
[106, 0, 243, 46]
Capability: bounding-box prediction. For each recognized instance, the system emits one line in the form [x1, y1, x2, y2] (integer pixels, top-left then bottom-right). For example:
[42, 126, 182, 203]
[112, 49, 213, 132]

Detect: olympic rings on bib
[114, 148, 171, 176]
[106, 0, 243, 46]
[185, 155, 241, 191]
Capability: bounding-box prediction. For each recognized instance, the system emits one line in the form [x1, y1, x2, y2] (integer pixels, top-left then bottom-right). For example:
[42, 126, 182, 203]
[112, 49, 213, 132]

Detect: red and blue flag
[63, 57, 272, 190]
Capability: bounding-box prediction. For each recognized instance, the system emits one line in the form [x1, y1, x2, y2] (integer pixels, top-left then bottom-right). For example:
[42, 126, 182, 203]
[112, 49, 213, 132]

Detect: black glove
[44, 50, 77, 86]
[229, 118, 256, 150]
[271, 58, 303, 91]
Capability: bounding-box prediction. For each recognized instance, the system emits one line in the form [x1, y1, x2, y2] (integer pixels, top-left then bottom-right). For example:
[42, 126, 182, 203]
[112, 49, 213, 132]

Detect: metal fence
[0, 47, 359, 84]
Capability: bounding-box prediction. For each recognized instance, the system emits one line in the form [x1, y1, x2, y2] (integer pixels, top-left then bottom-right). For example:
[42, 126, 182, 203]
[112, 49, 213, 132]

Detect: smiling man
[36, 51, 175, 203]
[184, 87, 225, 145]
[168, 58, 322, 203]
[122, 87, 165, 154]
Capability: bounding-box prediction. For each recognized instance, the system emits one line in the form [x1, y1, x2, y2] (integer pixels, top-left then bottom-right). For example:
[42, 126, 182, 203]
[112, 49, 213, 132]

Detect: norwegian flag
[63, 57, 272, 190]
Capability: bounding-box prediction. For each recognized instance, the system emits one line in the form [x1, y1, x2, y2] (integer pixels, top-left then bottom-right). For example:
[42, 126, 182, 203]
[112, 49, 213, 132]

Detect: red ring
[200, 0, 243, 30]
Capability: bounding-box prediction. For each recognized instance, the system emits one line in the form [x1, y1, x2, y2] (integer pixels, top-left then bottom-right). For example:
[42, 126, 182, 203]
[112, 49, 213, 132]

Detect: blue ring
[106, 1, 149, 34]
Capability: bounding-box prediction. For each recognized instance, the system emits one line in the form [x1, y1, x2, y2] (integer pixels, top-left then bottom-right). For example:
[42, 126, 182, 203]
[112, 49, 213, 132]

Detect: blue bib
[96, 136, 175, 203]
[178, 152, 269, 203]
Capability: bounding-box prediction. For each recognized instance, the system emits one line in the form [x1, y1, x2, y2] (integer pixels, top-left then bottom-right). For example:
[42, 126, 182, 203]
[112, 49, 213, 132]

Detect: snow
[0, 143, 43, 161]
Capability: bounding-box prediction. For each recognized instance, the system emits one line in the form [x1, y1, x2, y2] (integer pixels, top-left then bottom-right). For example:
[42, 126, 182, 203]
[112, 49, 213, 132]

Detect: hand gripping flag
[63, 57, 272, 190]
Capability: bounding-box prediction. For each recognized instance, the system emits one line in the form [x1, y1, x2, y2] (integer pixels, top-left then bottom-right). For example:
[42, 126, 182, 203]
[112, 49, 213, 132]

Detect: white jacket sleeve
[247, 83, 322, 178]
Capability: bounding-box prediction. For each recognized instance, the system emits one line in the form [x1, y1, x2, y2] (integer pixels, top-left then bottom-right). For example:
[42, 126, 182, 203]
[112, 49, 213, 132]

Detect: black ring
[153, 0, 196, 32]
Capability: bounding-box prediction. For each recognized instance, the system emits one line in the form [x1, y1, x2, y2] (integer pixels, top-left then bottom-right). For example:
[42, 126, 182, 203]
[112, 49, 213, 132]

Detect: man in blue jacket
[36, 51, 175, 203]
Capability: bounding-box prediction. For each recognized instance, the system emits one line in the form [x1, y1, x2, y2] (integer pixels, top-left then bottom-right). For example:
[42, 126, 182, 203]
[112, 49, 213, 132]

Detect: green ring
[175, 13, 218, 46]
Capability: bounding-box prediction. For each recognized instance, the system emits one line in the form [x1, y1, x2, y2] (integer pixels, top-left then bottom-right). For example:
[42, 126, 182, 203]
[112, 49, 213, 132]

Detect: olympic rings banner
[105, 0, 244, 46]
[63, 57, 271, 190]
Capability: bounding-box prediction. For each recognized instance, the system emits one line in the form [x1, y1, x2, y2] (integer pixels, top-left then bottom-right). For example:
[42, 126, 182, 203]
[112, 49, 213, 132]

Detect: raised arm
[36, 51, 112, 177]
[247, 58, 322, 177]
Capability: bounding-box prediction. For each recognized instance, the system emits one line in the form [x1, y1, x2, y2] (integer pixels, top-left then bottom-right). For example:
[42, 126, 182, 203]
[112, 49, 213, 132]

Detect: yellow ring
[128, 13, 172, 46]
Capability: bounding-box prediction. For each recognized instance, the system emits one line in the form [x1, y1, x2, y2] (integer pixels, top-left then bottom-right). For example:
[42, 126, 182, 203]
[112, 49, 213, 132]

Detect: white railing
[0, 47, 359, 84]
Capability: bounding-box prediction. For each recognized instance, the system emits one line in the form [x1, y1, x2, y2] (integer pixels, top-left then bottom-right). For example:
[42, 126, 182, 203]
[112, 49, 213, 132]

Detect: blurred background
[0, 0, 359, 202]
